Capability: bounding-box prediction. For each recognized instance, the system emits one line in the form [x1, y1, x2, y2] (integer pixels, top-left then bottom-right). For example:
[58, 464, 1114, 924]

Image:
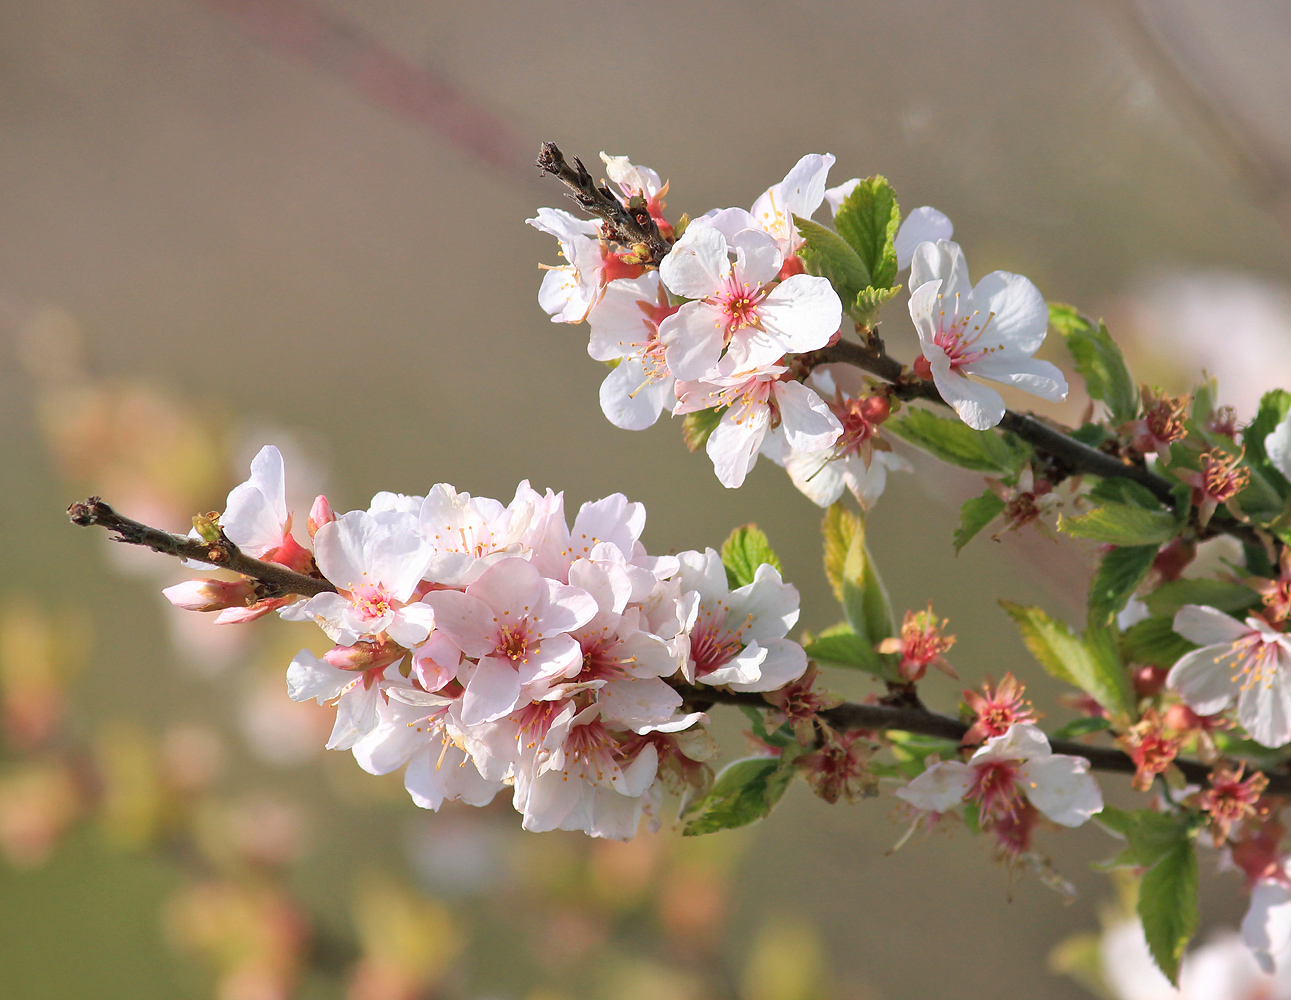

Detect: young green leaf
[1245, 389, 1291, 497]
[1138, 831, 1200, 985]
[803, 626, 888, 677]
[1088, 544, 1157, 626]
[954, 488, 1006, 553]
[841, 512, 895, 645]
[822, 503, 861, 603]
[721, 524, 783, 589]
[1058, 503, 1179, 546]
[1121, 615, 1196, 668]
[853, 284, 901, 326]
[683, 751, 802, 836]
[794, 215, 869, 309]
[887, 408, 1027, 475]
[683, 407, 724, 452]
[1050, 304, 1138, 424]
[1143, 579, 1259, 618]
[1001, 603, 1134, 722]
[832, 176, 901, 290]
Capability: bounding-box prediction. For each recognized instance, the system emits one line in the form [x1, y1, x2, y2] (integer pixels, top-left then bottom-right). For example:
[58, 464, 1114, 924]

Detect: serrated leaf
[853, 284, 901, 326]
[832, 176, 901, 290]
[1059, 503, 1180, 546]
[1051, 304, 1138, 424]
[683, 751, 801, 836]
[887, 408, 1028, 474]
[1121, 615, 1196, 668]
[721, 524, 782, 589]
[1088, 545, 1158, 626]
[795, 215, 869, 309]
[954, 488, 1006, 553]
[822, 503, 860, 603]
[1088, 477, 1166, 510]
[803, 629, 886, 676]
[1245, 389, 1291, 498]
[1139, 834, 1199, 985]
[841, 511, 895, 646]
[683, 407, 724, 452]
[1001, 603, 1134, 722]
[1143, 579, 1259, 618]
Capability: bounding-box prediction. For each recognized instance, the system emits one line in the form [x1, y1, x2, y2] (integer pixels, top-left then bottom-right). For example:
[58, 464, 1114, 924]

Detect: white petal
[1237, 662, 1291, 748]
[972, 722, 1053, 763]
[726, 637, 807, 692]
[784, 448, 846, 507]
[823, 178, 860, 217]
[587, 273, 661, 362]
[659, 303, 727, 381]
[221, 445, 287, 556]
[1167, 644, 1240, 716]
[600, 359, 672, 431]
[773, 380, 843, 453]
[895, 761, 974, 813]
[285, 648, 351, 703]
[729, 228, 783, 286]
[967, 269, 1049, 356]
[706, 405, 771, 489]
[658, 222, 730, 299]
[700, 206, 758, 243]
[1266, 411, 1291, 482]
[757, 275, 843, 354]
[419, 590, 495, 657]
[1244, 879, 1291, 973]
[1174, 604, 1255, 646]
[1018, 755, 1103, 827]
[909, 240, 971, 299]
[895, 207, 953, 271]
[931, 362, 1007, 430]
[326, 683, 382, 751]
[964, 355, 1068, 402]
[460, 656, 523, 726]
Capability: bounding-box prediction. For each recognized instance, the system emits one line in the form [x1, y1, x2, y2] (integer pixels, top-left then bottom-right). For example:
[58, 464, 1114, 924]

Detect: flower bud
[307, 495, 335, 539]
[1132, 664, 1168, 697]
[162, 578, 254, 612]
[859, 394, 891, 425]
[322, 639, 404, 673]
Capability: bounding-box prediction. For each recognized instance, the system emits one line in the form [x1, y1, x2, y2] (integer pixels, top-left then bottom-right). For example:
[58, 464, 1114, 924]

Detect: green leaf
[1051, 304, 1138, 424]
[736, 704, 795, 749]
[683, 407, 724, 452]
[1245, 389, 1291, 497]
[1143, 579, 1259, 618]
[1121, 615, 1195, 668]
[831, 177, 901, 290]
[841, 511, 895, 646]
[1139, 833, 1199, 985]
[887, 408, 1027, 475]
[853, 284, 901, 326]
[1001, 603, 1134, 722]
[1050, 716, 1112, 740]
[1088, 477, 1166, 510]
[795, 216, 869, 309]
[1058, 503, 1179, 546]
[1088, 544, 1158, 626]
[822, 503, 860, 603]
[683, 752, 801, 836]
[721, 524, 783, 589]
[803, 627, 887, 677]
[954, 488, 1006, 553]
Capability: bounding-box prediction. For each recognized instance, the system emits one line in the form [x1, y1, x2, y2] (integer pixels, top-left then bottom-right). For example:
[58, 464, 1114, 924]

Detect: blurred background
[1, 1, 1290, 997]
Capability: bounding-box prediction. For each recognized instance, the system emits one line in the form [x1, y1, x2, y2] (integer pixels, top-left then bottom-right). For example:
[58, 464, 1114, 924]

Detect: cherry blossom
[1178, 449, 1251, 527]
[907, 240, 1067, 430]
[895, 723, 1103, 827]
[657, 221, 841, 380]
[1167, 604, 1291, 748]
[1244, 859, 1291, 975]
[674, 548, 807, 692]
[285, 649, 410, 751]
[704, 153, 836, 263]
[586, 271, 679, 431]
[599, 152, 672, 239]
[528, 207, 641, 324]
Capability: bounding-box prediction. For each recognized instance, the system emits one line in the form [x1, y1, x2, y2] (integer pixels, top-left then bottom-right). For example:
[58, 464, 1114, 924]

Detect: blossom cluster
[531, 151, 1067, 504]
[165, 446, 809, 840]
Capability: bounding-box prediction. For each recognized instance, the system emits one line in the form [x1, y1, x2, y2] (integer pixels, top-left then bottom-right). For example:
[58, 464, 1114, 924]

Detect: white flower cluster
[531, 152, 1067, 505]
[166, 446, 809, 840]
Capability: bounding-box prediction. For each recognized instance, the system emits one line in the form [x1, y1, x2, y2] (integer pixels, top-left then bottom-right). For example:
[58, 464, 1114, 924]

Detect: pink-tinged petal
[717, 332, 795, 376]
[569, 561, 632, 617]
[285, 648, 351, 703]
[930, 359, 1007, 430]
[598, 676, 682, 729]
[420, 590, 496, 657]
[312, 514, 369, 592]
[895, 207, 953, 271]
[571, 494, 646, 558]
[658, 222, 731, 299]
[635, 711, 708, 736]
[599, 357, 672, 431]
[460, 655, 523, 726]
[1243, 879, 1291, 974]
[773, 380, 843, 453]
[327, 683, 382, 750]
[706, 405, 771, 489]
[971, 722, 1053, 764]
[385, 601, 436, 648]
[907, 280, 943, 350]
[368, 512, 431, 601]
[521, 633, 583, 690]
[758, 275, 843, 353]
[585, 787, 647, 839]
[727, 563, 800, 641]
[659, 303, 727, 381]
[969, 270, 1049, 356]
[351, 699, 431, 775]
[964, 355, 1068, 402]
[895, 761, 974, 813]
[909, 240, 971, 299]
[617, 742, 659, 797]
[532, 580, 599, 636]
[823, 178, 860, 217]
[412, 632, 462, 691]
[1174, 604, 1252, 646]
[1167, 644, 1240, 716]
[1018, 754, 1102, 826]
[727, 638, 807, 692]
[616, 630, 681, 678]
[700, 206, 759, 243]
[1266, 412, 1291, 483]
[1237, 665, 1291, 748]
[519, 768, 584, 832]
[436, 745, 505, 808]
[701, 641, 768, 687]
[729, 228, 783, 286]
[587, 273, 660, 362]
[468, 557, 545, 619]
[222, 445, 288, 556]
[675, 548, 729, 605]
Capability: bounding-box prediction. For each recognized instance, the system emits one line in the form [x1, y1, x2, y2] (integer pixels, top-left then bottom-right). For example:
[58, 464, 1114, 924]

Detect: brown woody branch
[68, 497, 336, 598]
[675, 683, 1291, 795]
[535, 142, 672, 265]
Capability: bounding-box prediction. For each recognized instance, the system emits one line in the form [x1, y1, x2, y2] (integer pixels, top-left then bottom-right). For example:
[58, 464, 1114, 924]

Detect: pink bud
[307, 495, 335, 539]
[322, 639, 404, 673]
[162, 578, 254, 612]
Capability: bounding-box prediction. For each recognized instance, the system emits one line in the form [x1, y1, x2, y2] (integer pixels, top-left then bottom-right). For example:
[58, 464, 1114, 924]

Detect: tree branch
[67, 497, 336, 598]
[675, 683, 1291, 795]
[535, 142, 672, 266]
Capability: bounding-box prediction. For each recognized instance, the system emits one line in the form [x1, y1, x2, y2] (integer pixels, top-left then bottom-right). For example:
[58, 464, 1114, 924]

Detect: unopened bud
[192, 511, 222, 544]
[859, 394, 891, 425]
[162, 578, 254, 612]
[323, 639, 404, 673]
[1132, 664, 1168, 698]
[307, 495, 335, 539]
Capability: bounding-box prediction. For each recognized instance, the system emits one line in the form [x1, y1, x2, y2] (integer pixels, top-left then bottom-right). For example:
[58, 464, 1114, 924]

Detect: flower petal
[1018, 754, 1103, 826]
[1174, 604, 1253, 646]
[964, 355, 1068, 402]
[969, 270, 1049, 356]
[895, 761, 974, 813]
[659, 303, 727, 381]
[659, 221, 730, 299]
[1167, 644, 1240, 716]
[895, 207, 953, 271]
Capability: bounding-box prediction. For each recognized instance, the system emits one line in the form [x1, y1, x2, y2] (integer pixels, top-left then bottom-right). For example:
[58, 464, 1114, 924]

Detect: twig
[675, 683, 1291, 795]
[535, 142, 672, 265]
[68, 497, 336, 598]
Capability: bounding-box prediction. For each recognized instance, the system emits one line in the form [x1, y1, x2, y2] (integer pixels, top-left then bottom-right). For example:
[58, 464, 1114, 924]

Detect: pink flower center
[690, 603, 754, 678]
[709, 377, 774, 429]
[712, 276, 770, 338]
[969, 760, 1023, 821]
[349, 580, 394, 621]
[931, 292, 997, 370]
[496, 623, 534, 663]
